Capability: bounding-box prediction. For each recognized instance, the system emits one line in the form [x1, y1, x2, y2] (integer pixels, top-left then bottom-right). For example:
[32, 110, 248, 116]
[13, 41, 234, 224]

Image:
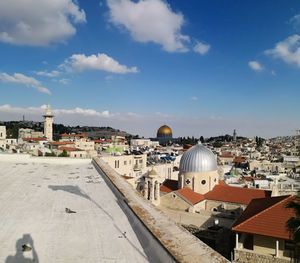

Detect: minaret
[43, 105, 54, 141]
[233, 129, 237, 142]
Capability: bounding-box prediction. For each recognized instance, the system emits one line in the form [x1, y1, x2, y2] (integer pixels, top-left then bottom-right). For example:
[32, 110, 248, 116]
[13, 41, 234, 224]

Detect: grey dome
[179, 143, 217, 173]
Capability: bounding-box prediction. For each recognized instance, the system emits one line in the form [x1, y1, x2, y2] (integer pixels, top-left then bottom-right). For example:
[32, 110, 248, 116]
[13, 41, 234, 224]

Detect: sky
[0, 0, 300, 138]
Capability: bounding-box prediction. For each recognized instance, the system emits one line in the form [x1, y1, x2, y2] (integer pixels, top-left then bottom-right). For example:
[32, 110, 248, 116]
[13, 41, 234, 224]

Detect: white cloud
[54, 107, 111, 117]
[271, 70, 276, 76]
[190, 96, 198, 101]
[248, 60, 263, 72]
[58, 78, 70, 85]
[193, 42, 210, 55]
[265, 34, 300, 67]
[0, 0, 86, 46]
[36, 70, 61, 78]
[0, 104, 111, 118]
[290, 14, 300, 30]
[61, 53, 138, 74]
[0, 72, 51, 95]
[107, 0, 190, 52]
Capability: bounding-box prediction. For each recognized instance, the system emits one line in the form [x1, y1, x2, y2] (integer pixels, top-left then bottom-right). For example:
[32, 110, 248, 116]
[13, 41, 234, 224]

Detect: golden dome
[157, 125, 173, 138]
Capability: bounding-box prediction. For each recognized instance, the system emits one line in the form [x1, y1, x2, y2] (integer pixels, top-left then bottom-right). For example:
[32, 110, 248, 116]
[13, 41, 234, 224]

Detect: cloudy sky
[0, 0, 300, 138]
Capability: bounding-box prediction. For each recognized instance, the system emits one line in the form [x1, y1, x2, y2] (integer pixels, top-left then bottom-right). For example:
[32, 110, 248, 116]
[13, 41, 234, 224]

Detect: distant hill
[0, 120, 134, 140]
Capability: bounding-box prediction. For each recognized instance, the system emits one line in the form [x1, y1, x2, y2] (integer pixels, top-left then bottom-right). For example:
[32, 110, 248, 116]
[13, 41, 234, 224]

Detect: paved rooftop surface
[0, 160, 149, 263]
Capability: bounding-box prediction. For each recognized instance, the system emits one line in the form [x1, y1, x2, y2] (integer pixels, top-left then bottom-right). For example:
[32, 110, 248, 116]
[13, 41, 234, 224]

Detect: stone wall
[234, 249, 290, 263]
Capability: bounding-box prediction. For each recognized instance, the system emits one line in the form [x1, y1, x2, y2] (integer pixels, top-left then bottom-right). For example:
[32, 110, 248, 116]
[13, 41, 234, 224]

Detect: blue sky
[0, 0, 300, 138]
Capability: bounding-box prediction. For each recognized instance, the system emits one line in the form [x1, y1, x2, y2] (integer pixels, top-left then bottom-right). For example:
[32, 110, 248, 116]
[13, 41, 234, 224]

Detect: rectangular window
[124, 161, 127, 165]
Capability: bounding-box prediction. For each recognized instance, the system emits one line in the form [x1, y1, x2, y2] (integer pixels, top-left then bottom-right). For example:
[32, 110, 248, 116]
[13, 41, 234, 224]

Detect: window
[124, 161, 127, 165]
[201, 180, 206, 185]
[139, 160, 143, 164]
[115, 160, 120, 168]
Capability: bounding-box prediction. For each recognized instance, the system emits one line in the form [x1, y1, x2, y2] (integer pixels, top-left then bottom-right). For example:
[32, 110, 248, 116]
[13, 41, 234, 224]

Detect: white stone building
[0, 126, 6, 149]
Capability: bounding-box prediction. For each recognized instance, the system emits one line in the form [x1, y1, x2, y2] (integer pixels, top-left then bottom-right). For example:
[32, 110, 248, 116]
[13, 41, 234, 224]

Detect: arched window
[147, 181, 151, 200]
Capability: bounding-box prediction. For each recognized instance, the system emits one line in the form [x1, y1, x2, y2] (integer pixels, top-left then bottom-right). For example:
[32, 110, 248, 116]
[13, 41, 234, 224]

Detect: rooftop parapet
[93, 157, 229, 263]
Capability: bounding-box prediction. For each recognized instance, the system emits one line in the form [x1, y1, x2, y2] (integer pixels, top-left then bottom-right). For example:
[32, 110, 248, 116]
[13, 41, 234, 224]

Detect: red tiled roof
[176, 188, 205, 205]
[233, 156, 247, 163]
[160, 179, 178, 193]
[58, 146, 82, 152]
[219, 180, 227, 186]
[23, 137, 47, 141]
[219, 152, 234, 158]
[204, 185, 271, 205]
[232, 195, 297, 240]
[122, 176, 134, 180]
[49, 141, 75, 146]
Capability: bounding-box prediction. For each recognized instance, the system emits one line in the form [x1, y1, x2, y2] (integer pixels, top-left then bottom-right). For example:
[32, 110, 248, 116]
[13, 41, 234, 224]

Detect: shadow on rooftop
[47, 184, 148, 260]
[5, 234, 39, 263]
[48, 185, 90, 200]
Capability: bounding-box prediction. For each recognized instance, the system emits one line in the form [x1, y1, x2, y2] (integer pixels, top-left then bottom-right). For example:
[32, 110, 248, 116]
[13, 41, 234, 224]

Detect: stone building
[0, 126, 6, 149]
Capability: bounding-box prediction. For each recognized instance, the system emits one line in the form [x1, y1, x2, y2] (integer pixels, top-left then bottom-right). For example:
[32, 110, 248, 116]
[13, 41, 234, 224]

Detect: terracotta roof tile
[23, 137, 47, 141]
[122, 176, 134, 180]
[233, 156, 247, 163]
[49, 141, 75, 146]
[204, 185, 271, 205]
[160, 179, 178, 193]
[219, 152, 234, 158]
[176, 188, 205, 205]
[232, 195, 297, 240]
[58, 146, 82, 152]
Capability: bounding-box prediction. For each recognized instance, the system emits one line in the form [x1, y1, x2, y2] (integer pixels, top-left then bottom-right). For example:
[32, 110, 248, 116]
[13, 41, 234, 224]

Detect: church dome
[157, 125, 172, 138]
[179, 142, 217, 173]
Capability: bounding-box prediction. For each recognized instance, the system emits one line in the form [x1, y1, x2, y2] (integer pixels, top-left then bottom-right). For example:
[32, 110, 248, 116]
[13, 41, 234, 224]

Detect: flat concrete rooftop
[0, 160, 149, 262]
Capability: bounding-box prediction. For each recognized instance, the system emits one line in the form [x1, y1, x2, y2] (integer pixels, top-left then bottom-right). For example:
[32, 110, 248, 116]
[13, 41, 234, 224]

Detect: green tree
[45, 151, 56, 157]
[58, 150, 69, 157]
[199, 136, 204, 143]
[286, 198, 300, 261]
